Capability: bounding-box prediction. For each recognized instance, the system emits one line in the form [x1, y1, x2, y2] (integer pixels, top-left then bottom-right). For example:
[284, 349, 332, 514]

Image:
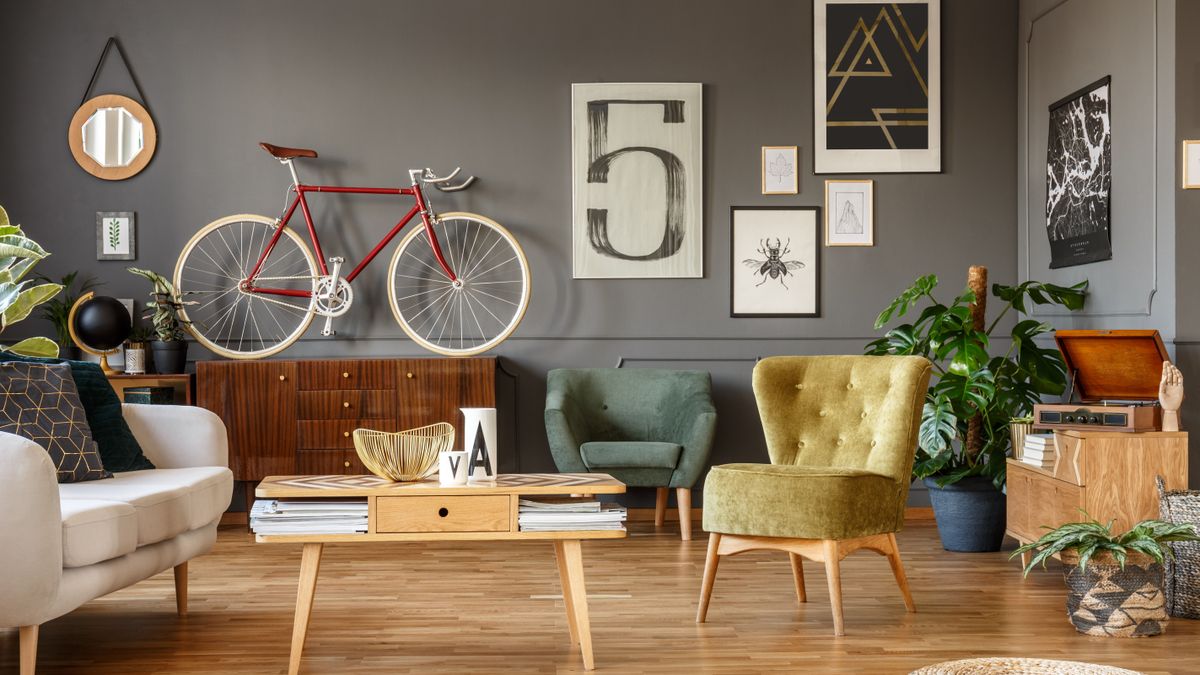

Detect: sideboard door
[198, 361, 299, 480]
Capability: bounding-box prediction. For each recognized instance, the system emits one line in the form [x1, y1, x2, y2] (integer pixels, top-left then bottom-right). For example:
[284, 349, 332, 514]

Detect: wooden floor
[3, 520, 1199, 674]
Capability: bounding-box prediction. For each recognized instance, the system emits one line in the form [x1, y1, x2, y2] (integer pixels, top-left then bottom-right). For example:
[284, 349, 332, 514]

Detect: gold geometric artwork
[0, 362, 109, 482]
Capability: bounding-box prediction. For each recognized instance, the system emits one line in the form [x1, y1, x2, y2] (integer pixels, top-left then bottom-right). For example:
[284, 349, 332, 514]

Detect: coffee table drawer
[375, 495, 511, 533]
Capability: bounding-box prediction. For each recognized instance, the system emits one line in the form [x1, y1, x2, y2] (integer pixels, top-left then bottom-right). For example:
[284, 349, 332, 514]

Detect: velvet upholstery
[703, 355, 931, 540]
[580, 441, 682, 469]
[545, 368, 716, 489]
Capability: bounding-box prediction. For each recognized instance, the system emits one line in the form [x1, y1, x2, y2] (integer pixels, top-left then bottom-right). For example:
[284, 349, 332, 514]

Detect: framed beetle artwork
[730, 206, 820, 317]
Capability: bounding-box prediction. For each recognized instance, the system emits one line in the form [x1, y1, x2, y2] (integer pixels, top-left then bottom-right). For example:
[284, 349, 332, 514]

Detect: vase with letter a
[461, 407, 497, 483]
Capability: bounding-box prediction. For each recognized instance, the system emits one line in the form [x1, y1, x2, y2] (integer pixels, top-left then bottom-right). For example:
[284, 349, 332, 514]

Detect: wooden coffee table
[254, 473, 627, 673]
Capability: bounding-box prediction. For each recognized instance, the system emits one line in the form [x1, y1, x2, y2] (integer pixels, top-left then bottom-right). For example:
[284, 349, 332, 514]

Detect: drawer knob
[343, 461, 351, 468]
[343, 401, 350, 408]
[343, 372, 350, 378]
[343, 431, 350, 438]
[438, 507, 449, 518]
[279, 374, 287, 381]
[406, 372, 414, 379]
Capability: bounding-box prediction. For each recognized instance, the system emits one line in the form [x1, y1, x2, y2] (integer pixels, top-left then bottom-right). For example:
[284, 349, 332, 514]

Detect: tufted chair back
[751, 355, 932, 484]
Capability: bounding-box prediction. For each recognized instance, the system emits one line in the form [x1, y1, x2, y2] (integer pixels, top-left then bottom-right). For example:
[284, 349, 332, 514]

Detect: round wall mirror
[68, 94, 156, 180]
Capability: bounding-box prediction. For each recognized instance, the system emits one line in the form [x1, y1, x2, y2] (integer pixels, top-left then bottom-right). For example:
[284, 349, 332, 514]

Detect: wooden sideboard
[1006, 429, 1189, 565]
[197, 357, 496, 482]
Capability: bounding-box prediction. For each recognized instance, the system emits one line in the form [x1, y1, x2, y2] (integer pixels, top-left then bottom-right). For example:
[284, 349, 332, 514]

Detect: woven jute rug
[910, 657, 1143, 675]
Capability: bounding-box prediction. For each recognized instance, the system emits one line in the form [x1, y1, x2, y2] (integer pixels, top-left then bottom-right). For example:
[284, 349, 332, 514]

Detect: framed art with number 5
[730, 206, 820, 317]
[813, 0, 941, 174]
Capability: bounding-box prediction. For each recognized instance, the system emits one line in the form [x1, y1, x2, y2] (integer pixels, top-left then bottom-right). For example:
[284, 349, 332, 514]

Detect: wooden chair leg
[654, 487, 668, 527]
[822, 539, 845, 636]
[174, 561, 189, 616]
[789, 553, 807, 603]
[696, 532, 722, 622]
[19, 625, 37, 675]
[886, 532, 916, 612]
[676, 487, 692, 541]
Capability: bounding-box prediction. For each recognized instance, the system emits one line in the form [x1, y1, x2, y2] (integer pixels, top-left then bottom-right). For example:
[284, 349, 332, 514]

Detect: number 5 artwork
[572, 83, 703, 278]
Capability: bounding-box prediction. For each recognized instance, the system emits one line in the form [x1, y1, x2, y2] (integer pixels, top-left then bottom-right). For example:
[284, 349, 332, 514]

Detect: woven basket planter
[1157, 476, 1200, 618]
[1060, 550, 1168, 637]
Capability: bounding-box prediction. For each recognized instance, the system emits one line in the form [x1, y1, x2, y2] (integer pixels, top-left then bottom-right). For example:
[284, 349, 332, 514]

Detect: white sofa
[0, 404, 234, 675]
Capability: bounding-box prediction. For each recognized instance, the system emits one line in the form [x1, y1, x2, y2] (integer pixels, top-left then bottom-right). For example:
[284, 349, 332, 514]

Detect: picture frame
[824, 179, 874, 246]
[813, 0, 941, 174]
[730, 206, 820, 318]
[761, 146, 799, 194]
[1184, 140, 1200, 189]
[96, 211, 136, 260]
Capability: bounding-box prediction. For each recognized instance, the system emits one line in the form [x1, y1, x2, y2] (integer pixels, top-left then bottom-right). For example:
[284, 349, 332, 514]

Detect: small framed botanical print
[96, 211, 136, 260]
[1184, 141, 1200, 189]
[730, 206, 820, 317]
[824, 179, 874, 246]
[761, 146, 799, 194]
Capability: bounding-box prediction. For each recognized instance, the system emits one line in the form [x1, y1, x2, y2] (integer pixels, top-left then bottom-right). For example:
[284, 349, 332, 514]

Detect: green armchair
[545, 368, 717, 540]
[696, 355, 932, 635]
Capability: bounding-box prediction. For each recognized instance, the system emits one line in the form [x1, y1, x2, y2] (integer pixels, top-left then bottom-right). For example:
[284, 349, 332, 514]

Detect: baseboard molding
[627, 506, 936, 522]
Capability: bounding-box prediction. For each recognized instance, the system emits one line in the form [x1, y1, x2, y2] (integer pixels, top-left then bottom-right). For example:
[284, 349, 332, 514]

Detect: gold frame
[68, 94, 157, 181]
[824, 179, 874, 246]
[1184, 140, 1200, 189]
[761, 145, 799, 195]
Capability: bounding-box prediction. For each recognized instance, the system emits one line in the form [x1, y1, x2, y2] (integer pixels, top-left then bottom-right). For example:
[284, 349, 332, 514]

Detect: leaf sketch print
[107, 219, 122, 249]
[742, 238, 805, 289]
[766, 153, 794, 184]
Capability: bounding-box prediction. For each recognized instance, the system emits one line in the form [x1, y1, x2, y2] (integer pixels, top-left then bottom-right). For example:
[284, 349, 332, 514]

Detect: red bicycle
[174, 142, 530, 358]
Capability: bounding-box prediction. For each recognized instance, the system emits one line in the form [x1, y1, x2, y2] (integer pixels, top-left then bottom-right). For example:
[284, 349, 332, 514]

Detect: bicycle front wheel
[388, 212, 530, 356]
[175, 214, 318, 359]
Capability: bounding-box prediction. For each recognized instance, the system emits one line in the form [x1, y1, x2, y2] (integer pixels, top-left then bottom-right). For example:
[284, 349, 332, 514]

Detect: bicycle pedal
[321, 328, 337, 337]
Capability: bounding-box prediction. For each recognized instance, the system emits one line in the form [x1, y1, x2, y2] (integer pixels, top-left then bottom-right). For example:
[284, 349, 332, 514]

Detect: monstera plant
[0, 205, 64, 357]
[866, 268, 1087, 552]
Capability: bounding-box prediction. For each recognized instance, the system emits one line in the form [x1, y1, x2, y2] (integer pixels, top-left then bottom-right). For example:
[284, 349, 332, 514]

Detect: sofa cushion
[1, 354, 154, 472]
[0, 361, 111, 482]
[58, 466, 233, 546]
[60, 498, 138, 568]
[580, 441, 682, 469]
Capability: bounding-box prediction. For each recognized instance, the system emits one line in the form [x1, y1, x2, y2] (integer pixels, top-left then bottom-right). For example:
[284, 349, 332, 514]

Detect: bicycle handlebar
[410, 167, 476, 192]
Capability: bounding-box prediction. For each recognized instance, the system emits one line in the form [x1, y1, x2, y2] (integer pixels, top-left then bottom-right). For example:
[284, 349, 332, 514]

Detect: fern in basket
[1012, 512, 1200, 577]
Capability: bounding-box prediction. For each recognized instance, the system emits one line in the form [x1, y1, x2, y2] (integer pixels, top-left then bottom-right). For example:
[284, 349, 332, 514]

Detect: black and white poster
[813, 0, 941, 173]
[730, 207, 820, 317]
[1045, 76, 1111, 269]
[572, 83, 703, 278]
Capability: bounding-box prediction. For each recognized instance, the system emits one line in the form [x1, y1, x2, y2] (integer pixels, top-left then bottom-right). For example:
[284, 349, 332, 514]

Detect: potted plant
[128, 267, 193, 374]
[1013, 515, 1200, 637]
[124, 325, 155, 375]
[866, 266, 1087, 551]
[0, 205, 64, 357]
[36, 271, 101, 359]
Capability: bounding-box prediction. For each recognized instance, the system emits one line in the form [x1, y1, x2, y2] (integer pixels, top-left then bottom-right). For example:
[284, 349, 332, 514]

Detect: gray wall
[1177, 0, 1200, 488]
[1, 0, 1019, 505]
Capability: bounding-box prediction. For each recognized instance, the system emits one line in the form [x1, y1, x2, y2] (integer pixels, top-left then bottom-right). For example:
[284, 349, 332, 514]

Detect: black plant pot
[924, 475, 1007, 552]
[150, 340, 188, 374]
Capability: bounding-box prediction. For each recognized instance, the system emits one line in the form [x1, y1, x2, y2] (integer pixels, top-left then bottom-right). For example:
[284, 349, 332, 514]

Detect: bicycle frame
[244, 179, 457, 299]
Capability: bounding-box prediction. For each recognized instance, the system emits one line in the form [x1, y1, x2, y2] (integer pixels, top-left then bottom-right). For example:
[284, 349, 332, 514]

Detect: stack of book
[1021, 433, 1056, 470]
[517, 499, 627, 532]
[250, 499, 369, 535]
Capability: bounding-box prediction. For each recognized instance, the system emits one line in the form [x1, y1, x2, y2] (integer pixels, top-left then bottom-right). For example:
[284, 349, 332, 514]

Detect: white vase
[461, 407, 498, 482]
[124, 346, 146, 375]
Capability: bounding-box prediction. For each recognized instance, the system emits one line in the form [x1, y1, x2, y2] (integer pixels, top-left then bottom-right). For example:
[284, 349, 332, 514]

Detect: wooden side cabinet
[197, 357, 497, 483]
[1006, 430, 1189, 564]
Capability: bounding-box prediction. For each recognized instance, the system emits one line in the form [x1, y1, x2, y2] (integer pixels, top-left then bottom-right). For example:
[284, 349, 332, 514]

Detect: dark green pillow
[0, 354, 154, 472]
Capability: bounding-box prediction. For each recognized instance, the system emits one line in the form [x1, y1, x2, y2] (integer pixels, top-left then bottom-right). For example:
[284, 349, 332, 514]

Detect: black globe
[74, 296, 132, 351]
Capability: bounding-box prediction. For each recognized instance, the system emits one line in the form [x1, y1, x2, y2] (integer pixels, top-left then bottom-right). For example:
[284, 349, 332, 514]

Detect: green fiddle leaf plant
[866, 273, 1088, 489]
[0, 205, 64, 358]
[1012, 513, 1200, 577]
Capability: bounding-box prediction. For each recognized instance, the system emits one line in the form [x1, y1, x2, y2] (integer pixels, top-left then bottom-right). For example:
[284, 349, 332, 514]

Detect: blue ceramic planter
[923, 475, 1006, 552]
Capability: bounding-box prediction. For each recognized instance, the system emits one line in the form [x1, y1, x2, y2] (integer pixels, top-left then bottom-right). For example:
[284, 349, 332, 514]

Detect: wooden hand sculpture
[1159, 361, 1184, 432]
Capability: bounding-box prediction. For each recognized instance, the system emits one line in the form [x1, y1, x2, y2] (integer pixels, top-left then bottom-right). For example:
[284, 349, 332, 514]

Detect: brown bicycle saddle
[259, 142, 318, 160]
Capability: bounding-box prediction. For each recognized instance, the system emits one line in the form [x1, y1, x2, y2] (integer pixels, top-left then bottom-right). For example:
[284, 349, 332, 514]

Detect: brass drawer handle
[343, 460, 351, 468]
[279, 374, 287, 381]
[406, 372, 414, 379]
[343, 372, 350, 378]
[343, 431, 350, 438]
[343, 401, 351, 408]
[438, 507, 449, 518]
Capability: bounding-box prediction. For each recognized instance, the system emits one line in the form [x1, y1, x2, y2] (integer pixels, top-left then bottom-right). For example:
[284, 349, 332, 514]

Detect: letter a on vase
[572, 83, 703, 278]
[468, 421, 493, 480]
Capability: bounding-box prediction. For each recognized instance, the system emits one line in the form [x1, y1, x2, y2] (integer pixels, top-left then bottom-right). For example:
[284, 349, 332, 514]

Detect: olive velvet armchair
[544, 368, 717, 540]
[696, 355, 932, 635]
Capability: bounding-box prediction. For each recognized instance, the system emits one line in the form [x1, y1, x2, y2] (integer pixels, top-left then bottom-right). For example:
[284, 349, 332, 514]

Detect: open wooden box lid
[1053, 329, 1169, 401]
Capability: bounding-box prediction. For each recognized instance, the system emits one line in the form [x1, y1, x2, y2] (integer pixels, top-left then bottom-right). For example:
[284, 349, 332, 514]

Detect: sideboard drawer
[297, 419, 398, 449]
[299, 360, 396, 390]
[298, 390, 397, 420]
[375, 495, 512, 533]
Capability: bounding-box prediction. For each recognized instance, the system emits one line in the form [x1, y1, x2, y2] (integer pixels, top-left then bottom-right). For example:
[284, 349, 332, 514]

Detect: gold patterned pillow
[0, 362, 111, 482]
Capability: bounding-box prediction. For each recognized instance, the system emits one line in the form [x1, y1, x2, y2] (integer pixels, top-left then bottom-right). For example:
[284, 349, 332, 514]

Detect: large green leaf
[919, 395, 958, 455]
[874, 274, 938, 329]
[0, 205, 8, 227]
[1, 282, 62, 327]
[2, 336, 59, 358]
[993, 280, 1088, 313]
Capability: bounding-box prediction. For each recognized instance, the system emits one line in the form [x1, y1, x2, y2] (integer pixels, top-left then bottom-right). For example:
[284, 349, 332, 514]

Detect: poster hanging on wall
[572, 83, 703, 278]
[813, 0, 941, 174]
[1045, 76, 1111, 269]
[730, 207, 820, 317]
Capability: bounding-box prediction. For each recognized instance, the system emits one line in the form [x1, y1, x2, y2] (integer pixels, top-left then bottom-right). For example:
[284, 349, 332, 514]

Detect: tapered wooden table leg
[289, 543, 324, 675]
[560, 539, 594, 670]
[789, 553, 807, 603]
[553, 540, 581, 645]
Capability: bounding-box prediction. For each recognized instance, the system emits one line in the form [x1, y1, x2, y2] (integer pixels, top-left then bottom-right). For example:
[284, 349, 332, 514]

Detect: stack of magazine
[250, 499, 368, 535]
[517, 499, 627, 532]
[1021, 433, 1056, 470]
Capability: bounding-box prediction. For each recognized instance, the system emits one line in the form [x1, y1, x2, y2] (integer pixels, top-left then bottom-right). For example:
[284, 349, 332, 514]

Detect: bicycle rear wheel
[175, 214, 318, 359]
[388, 212, 530, 356]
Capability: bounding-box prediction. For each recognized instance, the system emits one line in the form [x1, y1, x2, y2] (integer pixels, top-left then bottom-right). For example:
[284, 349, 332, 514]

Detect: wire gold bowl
[352, 423, 455, 482]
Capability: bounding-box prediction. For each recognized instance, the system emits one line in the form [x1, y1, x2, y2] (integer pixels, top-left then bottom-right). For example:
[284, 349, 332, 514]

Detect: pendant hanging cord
[80, 36, 151, 111]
